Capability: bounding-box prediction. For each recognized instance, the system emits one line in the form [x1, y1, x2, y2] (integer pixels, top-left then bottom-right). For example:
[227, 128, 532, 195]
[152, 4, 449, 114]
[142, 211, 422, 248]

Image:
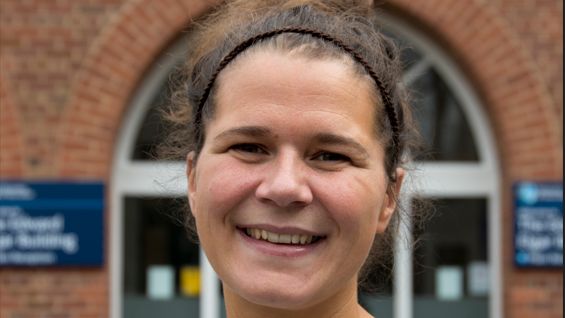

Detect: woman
[162, 1, 419, 317]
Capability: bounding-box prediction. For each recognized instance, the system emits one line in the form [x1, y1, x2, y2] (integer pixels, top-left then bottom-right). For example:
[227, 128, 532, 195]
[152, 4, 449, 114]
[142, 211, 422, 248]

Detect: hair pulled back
[161, 0, 420, 291]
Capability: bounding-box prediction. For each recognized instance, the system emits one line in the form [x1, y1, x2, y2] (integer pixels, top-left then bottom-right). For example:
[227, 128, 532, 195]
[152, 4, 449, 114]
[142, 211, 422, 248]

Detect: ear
[186, 151, 197, 212]
[376, 168, 405, 233]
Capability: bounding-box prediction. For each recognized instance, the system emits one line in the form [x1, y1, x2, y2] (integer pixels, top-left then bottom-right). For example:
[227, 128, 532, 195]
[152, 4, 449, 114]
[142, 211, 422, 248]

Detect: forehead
[213, 49, 377, 126]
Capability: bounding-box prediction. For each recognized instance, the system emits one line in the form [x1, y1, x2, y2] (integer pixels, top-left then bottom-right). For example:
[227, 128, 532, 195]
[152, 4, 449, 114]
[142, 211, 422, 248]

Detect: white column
[394, 197, 413, 318]
[110, 185, 123, 318]
[489, 195, 503, 318]
[200, 248, 220, 318]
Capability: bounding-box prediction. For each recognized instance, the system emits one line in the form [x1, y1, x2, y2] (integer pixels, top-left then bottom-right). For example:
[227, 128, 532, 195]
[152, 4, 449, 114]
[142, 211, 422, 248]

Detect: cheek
[316, 173, 386, 231]
[194, 158, 260, 218]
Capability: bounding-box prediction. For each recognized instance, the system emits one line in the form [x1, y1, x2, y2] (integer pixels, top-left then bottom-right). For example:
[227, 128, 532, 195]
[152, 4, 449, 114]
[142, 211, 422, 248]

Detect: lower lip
[237, 229, 325, 258]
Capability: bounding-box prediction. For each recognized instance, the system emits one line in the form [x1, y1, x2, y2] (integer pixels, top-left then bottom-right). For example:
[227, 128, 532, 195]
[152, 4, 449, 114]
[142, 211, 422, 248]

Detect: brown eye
[230, 143, 267, 154]
[313, 152, 351, 163]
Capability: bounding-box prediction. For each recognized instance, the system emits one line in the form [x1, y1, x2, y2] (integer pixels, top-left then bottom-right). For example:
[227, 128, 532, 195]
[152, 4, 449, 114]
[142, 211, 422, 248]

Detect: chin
[246, 290, 317, 310]
[231, 278, 323, 310]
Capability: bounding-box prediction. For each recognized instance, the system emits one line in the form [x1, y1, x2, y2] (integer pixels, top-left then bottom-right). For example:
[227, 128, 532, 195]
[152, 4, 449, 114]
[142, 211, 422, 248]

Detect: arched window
[374, 14, 501, 318]
[111, 39, 220, 318]
[111, 12, 501, 318]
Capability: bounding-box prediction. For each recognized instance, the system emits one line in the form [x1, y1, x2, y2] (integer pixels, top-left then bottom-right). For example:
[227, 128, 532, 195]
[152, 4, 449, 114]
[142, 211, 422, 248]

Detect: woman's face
[188, 50, 401, 310]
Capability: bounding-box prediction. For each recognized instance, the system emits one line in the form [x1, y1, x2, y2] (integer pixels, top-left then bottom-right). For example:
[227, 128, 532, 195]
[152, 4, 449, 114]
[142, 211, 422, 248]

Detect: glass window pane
[131, 68, 181, 161]
[382, 29, 425, 71]
[413, 198, 489, 318]
[359, 295, 393, 318]
[410, 69, 479, 161]
[131, 103, 166, 161]
[358, 239, 394, 315]
[131, 82, 169, 160]
[123, 197, 200, 318]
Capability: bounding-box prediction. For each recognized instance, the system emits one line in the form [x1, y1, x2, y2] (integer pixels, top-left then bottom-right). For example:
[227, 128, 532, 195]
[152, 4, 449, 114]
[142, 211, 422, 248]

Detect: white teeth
[245, 228, 318, 245]
[279, 234, 291, 244]
[267, 232, 279, 243]
[291, 234, 300, 244]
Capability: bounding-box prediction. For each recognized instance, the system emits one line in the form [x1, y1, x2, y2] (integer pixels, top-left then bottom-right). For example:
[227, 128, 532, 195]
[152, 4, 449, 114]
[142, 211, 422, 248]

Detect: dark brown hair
[160, 0, 422, 291]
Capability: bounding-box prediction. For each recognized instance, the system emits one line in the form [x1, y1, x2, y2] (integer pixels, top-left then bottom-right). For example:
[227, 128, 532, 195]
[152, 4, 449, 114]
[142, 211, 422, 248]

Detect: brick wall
[0, 68, 24, 177]
[0, 0, 562, 317]
[0, 1, 216, 317]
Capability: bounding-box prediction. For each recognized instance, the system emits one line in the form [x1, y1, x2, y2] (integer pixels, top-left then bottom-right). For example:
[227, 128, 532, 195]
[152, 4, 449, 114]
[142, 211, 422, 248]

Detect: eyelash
[229, 143, 267, 154]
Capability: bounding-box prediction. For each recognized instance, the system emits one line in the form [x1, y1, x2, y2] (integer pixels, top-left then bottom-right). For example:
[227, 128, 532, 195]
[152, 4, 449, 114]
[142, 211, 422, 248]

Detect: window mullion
[394, 194, 414, 318]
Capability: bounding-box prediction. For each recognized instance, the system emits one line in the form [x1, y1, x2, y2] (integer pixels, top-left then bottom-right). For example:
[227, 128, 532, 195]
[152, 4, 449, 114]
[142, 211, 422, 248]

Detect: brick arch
[0, 64, 25, 178]
[387, 0, 562, 178]
[57, 0, 219, 178]
[59, 0, 562, 179]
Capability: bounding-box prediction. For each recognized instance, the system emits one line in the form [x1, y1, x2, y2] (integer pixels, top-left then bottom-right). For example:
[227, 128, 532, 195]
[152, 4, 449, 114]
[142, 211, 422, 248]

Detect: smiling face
[187, 49, 401, 314]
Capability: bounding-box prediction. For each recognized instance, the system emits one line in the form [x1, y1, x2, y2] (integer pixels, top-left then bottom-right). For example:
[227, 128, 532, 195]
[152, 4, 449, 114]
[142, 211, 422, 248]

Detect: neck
[223, 279, 373, 318]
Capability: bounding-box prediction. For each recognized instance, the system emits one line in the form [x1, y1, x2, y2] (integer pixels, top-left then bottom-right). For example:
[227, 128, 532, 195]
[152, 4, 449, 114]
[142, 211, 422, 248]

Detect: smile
[242, 228, 324, 245]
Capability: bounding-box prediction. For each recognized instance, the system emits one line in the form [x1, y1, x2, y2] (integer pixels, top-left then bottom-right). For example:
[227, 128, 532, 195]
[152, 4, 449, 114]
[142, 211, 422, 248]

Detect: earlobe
[376, 168, 405, 233]
[186, 151, 197, 212]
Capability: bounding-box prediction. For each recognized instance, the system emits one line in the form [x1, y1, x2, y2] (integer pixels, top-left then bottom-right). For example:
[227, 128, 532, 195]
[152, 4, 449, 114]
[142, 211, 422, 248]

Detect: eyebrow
[313, 133, 370, 159]
[213, 126, 273, 141]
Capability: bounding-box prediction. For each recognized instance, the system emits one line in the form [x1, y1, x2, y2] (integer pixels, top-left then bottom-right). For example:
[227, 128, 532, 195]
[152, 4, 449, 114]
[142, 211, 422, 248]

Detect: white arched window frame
[110, 14, 502, 318]
[110, 39, 220, 318]
[378, 14, 502, 318]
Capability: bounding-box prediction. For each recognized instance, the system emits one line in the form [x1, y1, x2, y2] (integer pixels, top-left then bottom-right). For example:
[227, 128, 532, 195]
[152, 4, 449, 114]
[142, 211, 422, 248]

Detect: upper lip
[237, 223, 326, 237]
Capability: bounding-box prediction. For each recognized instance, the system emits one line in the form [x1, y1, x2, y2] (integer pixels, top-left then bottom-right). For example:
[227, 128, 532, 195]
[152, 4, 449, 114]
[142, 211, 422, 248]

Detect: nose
[255, 150, 313, 208]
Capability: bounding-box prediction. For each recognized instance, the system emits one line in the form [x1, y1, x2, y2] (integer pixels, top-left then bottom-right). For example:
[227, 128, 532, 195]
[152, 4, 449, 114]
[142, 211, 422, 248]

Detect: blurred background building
[0, 0, 562, 318]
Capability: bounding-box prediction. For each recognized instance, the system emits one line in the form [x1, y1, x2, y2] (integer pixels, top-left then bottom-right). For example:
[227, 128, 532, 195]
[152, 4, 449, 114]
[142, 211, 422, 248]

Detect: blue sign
[514, 181, 563, 268]
[0, 181, 104, 267]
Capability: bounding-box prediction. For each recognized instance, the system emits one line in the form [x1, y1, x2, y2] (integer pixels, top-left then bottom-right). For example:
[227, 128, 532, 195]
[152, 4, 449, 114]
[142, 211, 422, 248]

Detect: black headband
[195, 27, 401, 162]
